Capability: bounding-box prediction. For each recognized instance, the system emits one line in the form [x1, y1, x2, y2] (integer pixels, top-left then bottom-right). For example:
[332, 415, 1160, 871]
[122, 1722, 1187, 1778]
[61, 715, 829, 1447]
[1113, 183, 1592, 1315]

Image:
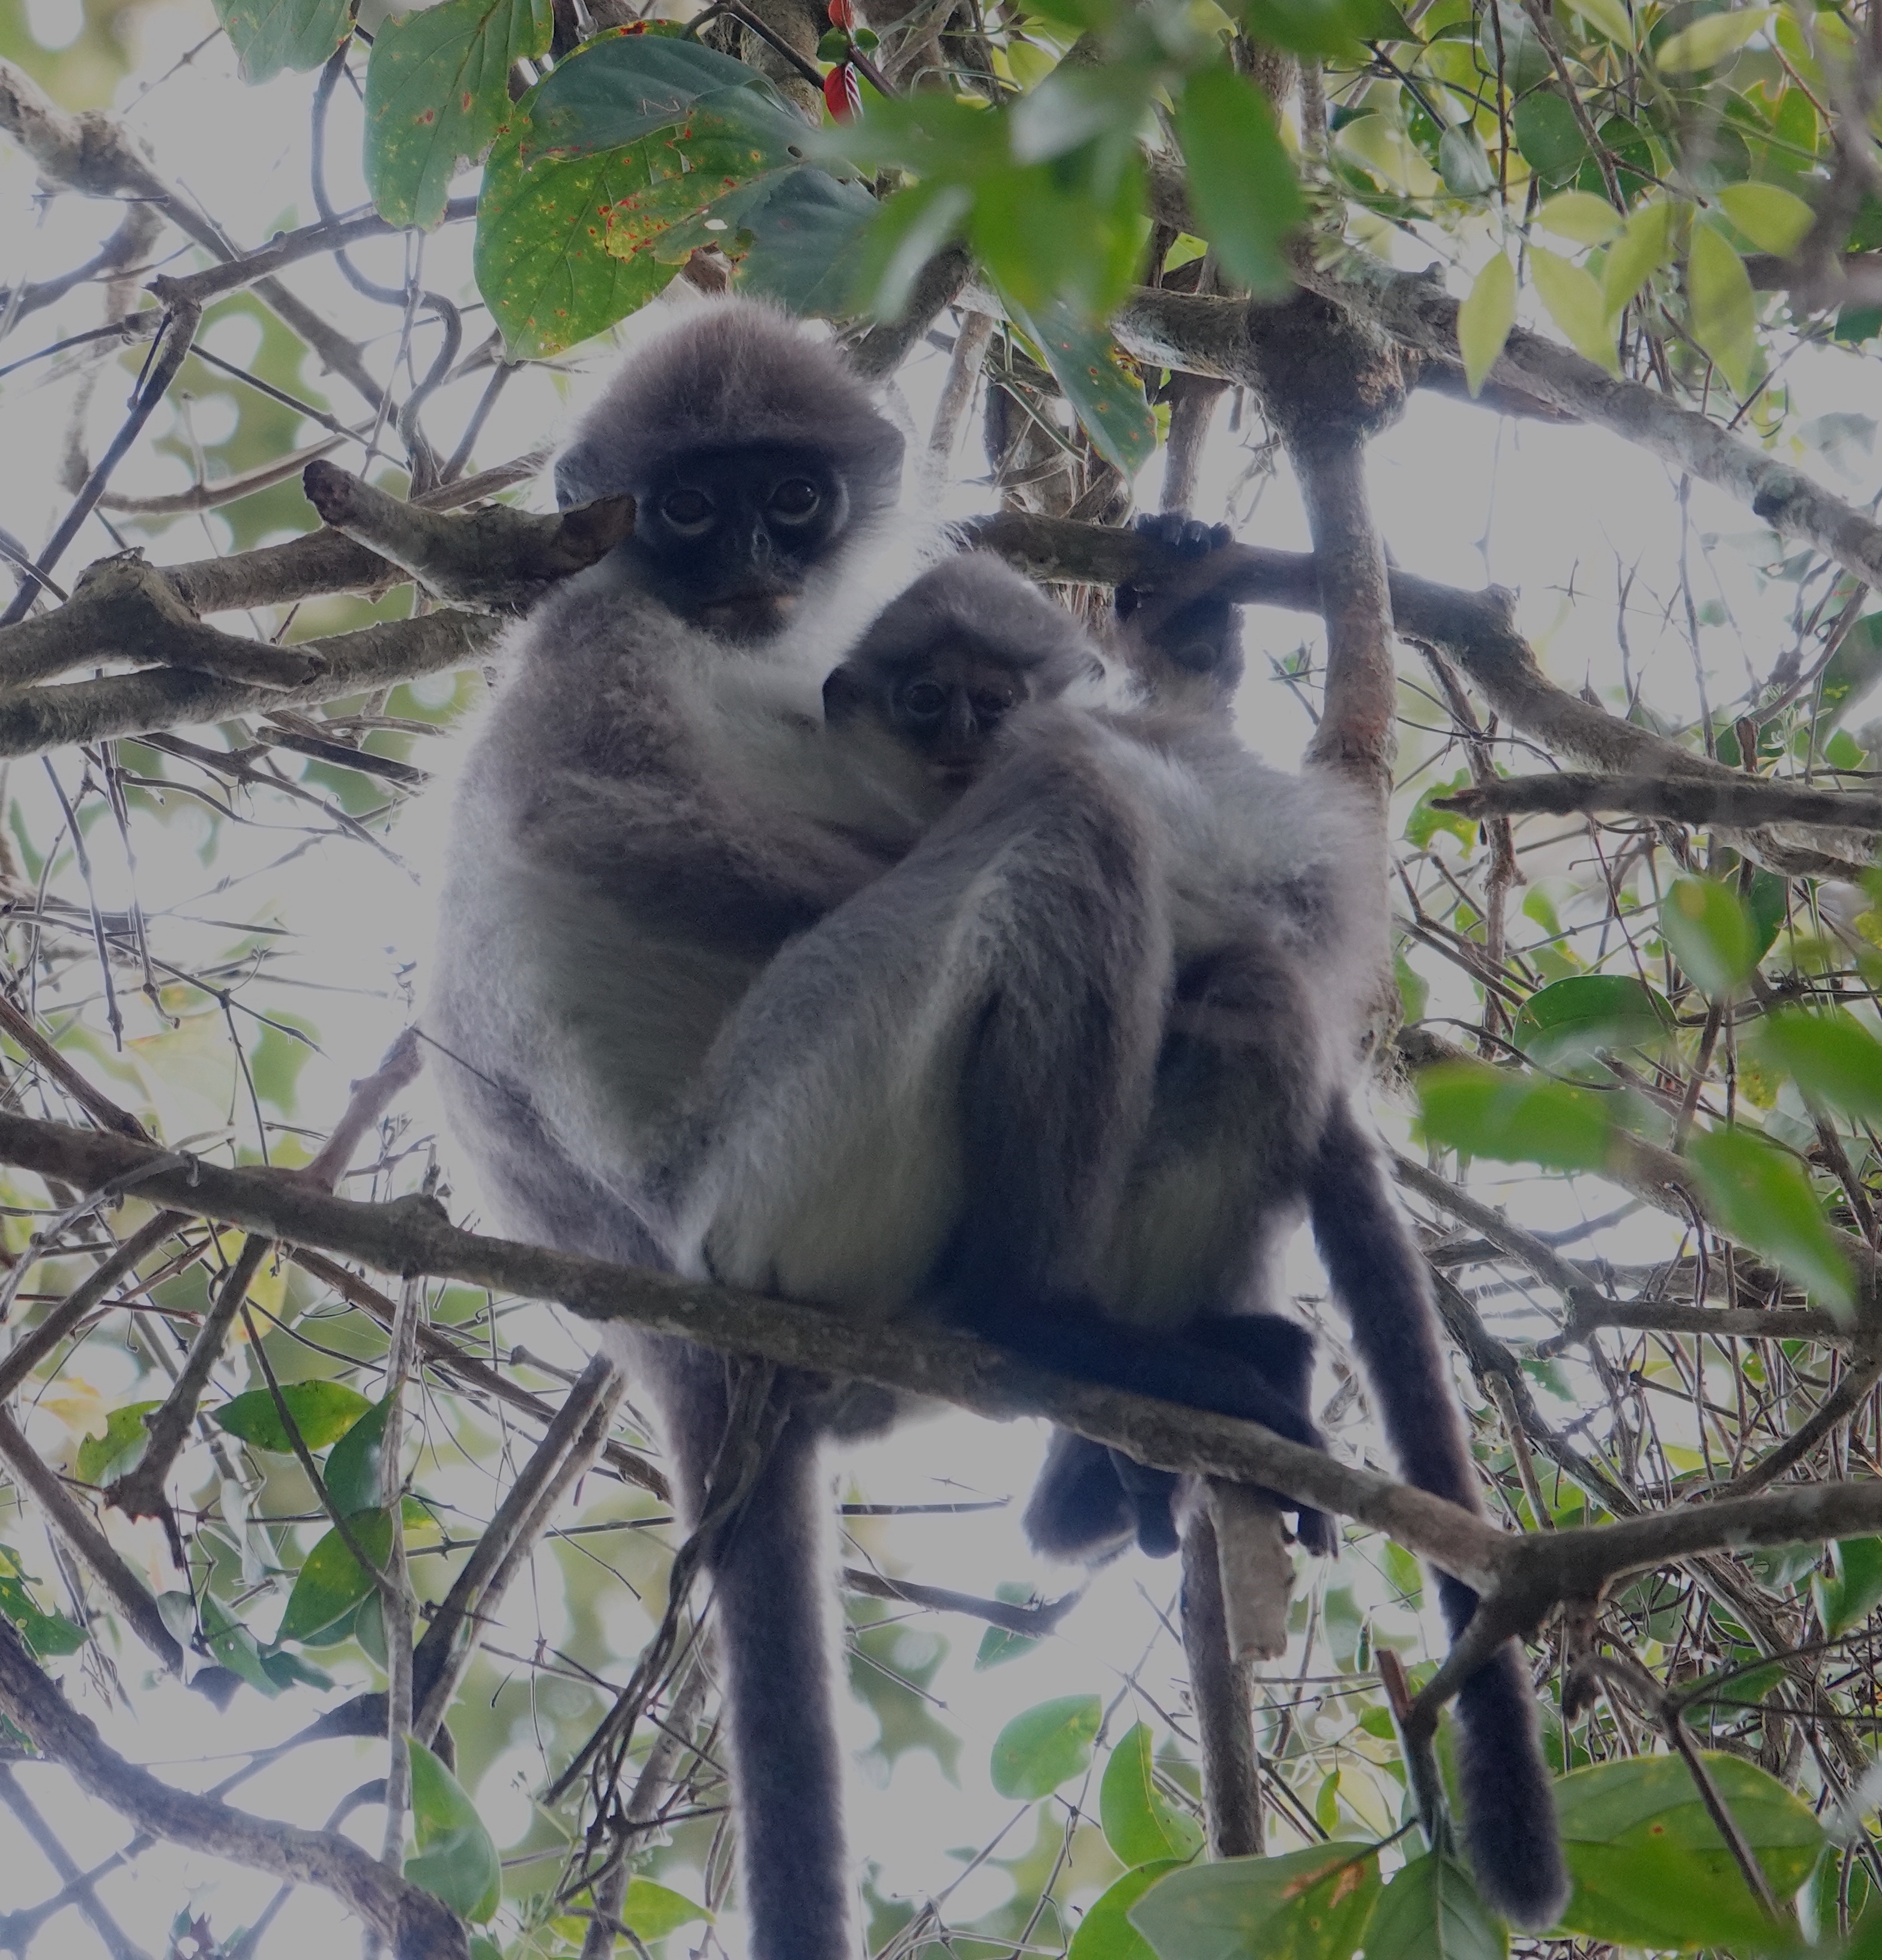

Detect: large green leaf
[1751, 1008, 1882, 1124]
[723, 169, 881, 315]
[1100, 1723, 1204, 1868]
[990, 1694, 1102, 1800]
[1686, 1126, 1854, 1317]
[406, 1737, 502, 1923]
[1007, 297, 1156, 475]
[1071, 1863, 1181, 1960]
[1553, 1751, 1824, 1949]
[1660, 875, 1760, 997]
[278, 1508, 393, 1643]
[365, 0, 553, 231]
[1512, 91, 1589, 183]
[1513, 974, 1672, 1077]
[1814, 1537, 1882, 1639]
[1363, 1855, 1506, 1960]
[212, 0, 351, 83]
[1130, 1843, 1381, 1960]
[1415, 1060, 1617, 1171]
[1173, 65, 1304, 298]
[521, 30, 804, 158]
[216, 1381, 373, 1454]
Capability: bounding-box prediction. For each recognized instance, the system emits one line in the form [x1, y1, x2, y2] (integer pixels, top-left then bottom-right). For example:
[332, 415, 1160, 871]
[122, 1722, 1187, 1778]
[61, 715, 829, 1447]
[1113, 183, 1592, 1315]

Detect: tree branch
[0, 1615, 468, 1960]
[1437, 770, 1882, 834]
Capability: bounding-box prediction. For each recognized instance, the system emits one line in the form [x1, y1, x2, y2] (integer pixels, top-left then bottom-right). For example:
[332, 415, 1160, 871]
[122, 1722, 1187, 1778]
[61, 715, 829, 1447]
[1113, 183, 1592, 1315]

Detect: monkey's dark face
[632, 444, 852, 640]
[827, 644, 1032, 789]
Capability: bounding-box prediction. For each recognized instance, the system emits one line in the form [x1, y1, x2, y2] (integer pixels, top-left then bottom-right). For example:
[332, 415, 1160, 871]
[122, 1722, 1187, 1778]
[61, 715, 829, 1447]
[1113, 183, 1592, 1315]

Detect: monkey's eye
[769, 479, 821, 523]
[900, 680, 947, 722]
[661, 489, 716, 534]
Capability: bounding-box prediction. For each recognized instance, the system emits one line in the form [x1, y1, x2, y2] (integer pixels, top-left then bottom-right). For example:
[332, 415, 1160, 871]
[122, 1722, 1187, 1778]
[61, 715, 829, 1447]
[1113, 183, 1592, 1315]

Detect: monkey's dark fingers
[1107, 1450, 1182, 1558]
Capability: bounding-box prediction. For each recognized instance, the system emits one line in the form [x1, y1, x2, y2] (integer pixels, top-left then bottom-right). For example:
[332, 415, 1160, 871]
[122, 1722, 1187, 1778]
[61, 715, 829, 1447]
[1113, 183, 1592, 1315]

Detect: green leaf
[1071, 1863, 1180, 1960]
[1174, 67, 1304, 298]
[1100, 1724, 1205, 1868]
[1534, 190, 1623, 243]
[1129, 1843, 1381, 1960]
[1565, 0, 1633, 46]
[1415, 1060, 1617, 1171]
[1814, 1537, 1882, 1638]
[1716, 182, 1814, 258]
[1689, 223, 1758, 394]
[1240, 0, 1374, 58]
[325, 1398, 393, 1517]
[365, 0, 553, 231]
[1007, 297, 1156, 476]
[211, 0, 351, 83]
[1602, 194, 1677, 316]
[475, 127, 678, 357]
[1528, 246, 1617, 372]
[405, 1737, 502, 1923]
[1553, 1750, 1824, 1948]
[1458, 254, 1516, 395]
[989, 1693, 1102, 1800]
[621, 1878, 712, 1939]
[1656, 6, 1771, 72]
[975, 1582, 1049, 1669]
[1513, 975, 1672, 1075]
[1686, 1126, 1854, 1318]
[76, 1401, 160, 1485]
[279, 1508, 393, 1643]
[1661, 875, 1758, 996]
[1751, 1007, 1882, 1124]
[199, 1595, 282, 1697]
[1363, 1854, 1507, 1960]
[664, 166, 879, 316]
[1512, 92, 1588, 184]
[216, 1382, 373, 1454]
[1439, 124, 1495, 199]
[0, 1549, 86, 1659]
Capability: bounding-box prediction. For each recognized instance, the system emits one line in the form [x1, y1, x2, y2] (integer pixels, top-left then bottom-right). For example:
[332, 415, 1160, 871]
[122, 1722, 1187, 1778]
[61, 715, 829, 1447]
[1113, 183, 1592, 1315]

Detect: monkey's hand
[1114, 511, 1235, 623]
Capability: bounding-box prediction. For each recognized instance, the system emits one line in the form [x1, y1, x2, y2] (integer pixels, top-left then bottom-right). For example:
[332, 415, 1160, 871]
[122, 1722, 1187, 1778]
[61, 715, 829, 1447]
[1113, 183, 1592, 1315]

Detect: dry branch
[301, 463, 634, 610]
[0, 1615, 468, 1960]
[0, 1112, 1878, 1641]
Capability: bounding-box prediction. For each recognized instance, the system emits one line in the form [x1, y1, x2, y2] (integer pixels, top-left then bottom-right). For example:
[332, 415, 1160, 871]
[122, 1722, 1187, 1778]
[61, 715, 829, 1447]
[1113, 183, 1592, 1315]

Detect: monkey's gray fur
[660, 556, 1569, 1930]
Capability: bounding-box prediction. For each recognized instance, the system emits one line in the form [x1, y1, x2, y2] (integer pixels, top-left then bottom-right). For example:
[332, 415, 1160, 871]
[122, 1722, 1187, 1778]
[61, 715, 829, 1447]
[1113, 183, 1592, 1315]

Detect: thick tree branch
[0, 1616, 468, 1960]
[1438, 770, 1882, 834]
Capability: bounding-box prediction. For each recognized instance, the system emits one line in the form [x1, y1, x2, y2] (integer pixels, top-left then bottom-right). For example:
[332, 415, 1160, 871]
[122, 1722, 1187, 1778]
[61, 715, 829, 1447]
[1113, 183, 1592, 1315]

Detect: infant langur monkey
[817, 553, 1336, 1561]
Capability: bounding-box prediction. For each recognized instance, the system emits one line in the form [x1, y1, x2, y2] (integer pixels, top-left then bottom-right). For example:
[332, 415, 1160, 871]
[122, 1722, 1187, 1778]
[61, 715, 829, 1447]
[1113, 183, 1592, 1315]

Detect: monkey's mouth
[698, 590, 799, 639]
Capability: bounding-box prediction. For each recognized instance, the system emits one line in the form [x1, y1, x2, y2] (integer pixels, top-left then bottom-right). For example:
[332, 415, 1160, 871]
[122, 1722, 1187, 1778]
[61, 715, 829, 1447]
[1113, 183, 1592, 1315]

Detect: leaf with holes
[213, 0, 352, 83]
[365, 0, 553, 230]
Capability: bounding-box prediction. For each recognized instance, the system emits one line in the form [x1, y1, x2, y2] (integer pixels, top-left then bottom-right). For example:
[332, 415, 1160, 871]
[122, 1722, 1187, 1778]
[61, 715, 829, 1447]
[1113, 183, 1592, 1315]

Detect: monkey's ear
[822, 665, 870, 723]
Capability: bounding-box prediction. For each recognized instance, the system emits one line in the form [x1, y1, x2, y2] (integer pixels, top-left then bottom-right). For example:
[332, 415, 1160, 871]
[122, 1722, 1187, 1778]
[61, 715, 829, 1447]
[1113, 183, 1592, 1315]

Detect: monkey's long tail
[1306, 1098, 1569, 1932]
[666, 1378, 856, 1960]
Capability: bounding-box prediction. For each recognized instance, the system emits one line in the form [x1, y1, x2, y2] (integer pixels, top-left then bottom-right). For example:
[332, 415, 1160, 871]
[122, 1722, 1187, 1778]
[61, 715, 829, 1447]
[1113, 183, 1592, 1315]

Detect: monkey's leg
[637, 1339, 855, 1960]
[1306, 1099, 1567, 1931]
[667, 729, 1172, 1316]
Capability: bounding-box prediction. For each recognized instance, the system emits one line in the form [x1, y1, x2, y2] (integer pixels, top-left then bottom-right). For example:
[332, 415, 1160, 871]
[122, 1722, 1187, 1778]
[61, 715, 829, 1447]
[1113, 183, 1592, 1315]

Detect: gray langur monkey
[660, 554, 1570, 1931]
[429, 300, 933, 1960]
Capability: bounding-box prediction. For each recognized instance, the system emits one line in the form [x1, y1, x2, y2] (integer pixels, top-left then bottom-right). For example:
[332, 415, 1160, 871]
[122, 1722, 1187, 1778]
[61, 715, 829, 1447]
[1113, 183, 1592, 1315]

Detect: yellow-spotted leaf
[365, 0, 553, 230]
[1529, 247, 1618, 372]
[1716, 181, 1814, 258]
[213, 0, 351, 82]
[1459, 254, 1517, 396]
